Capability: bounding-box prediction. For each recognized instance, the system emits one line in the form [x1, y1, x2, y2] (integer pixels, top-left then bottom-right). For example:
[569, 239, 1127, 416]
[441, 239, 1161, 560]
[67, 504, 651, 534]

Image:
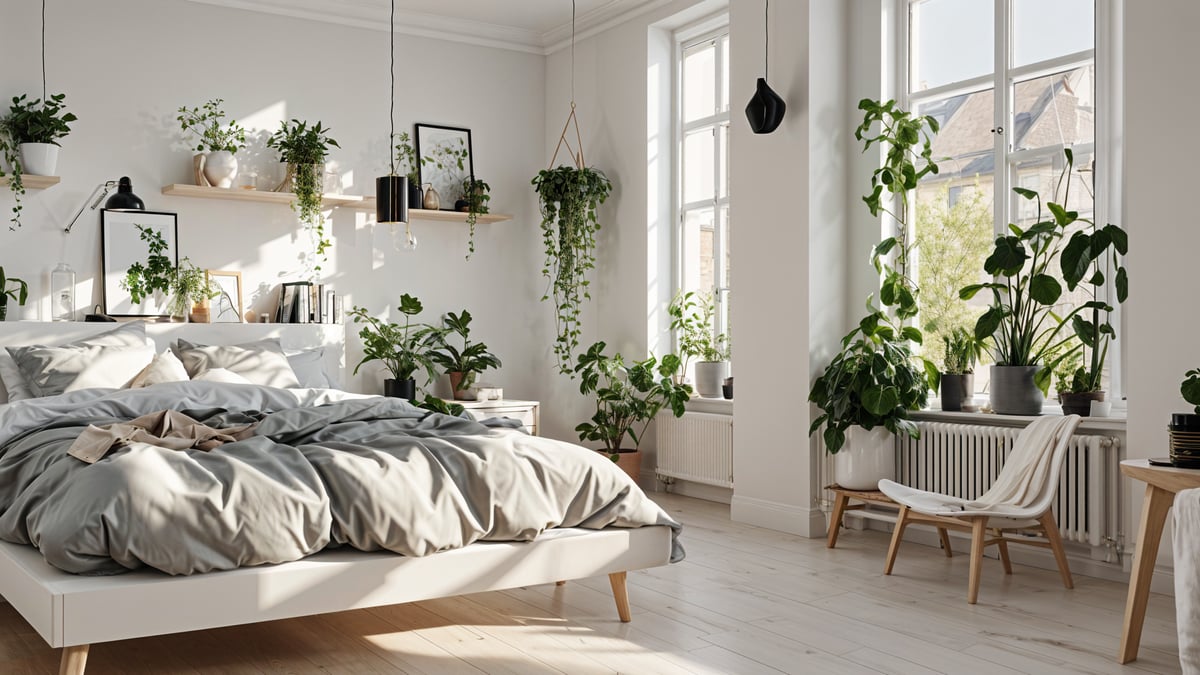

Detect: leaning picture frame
[415, 123, 474, 211]
[101, 209, 179, 317]
[206, 270, 243, 323]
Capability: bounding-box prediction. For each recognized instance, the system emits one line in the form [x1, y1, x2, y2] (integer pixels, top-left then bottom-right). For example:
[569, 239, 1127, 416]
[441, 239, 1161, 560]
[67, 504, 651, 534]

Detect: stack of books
[275, 282, 343, 324]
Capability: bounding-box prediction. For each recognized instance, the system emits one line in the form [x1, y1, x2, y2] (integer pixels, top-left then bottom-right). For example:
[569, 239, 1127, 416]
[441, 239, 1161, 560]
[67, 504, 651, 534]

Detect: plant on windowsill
[459, 177, 491, 260]
[939, 327, 986, 412]
[0, 266, 29, 322]
[533, 166, 613, 375]
[267, 119, 340, 277]
[348, 293, 443, 401]
[430, 309, 501, 400]
[177, 98, 247, 189]
[0, 93, 77, 229]
[574, 340, 692, 482]
[667, 289, 730, 398]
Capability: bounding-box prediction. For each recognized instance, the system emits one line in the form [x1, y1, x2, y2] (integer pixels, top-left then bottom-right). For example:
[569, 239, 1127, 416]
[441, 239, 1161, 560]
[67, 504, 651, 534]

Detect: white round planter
[832, 425, 895, 490]
[693, 361, 730, 398]
[202, 150, 238, 188]
[18, 143, 59, 176]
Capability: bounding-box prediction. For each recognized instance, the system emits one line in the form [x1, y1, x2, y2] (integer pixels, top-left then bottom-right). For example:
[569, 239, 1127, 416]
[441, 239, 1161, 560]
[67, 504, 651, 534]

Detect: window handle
[991, 126, 1004, 135]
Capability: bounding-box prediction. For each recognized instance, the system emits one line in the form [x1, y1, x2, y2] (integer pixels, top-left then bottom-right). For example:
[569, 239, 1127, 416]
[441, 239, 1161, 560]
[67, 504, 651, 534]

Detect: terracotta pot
[602, 449, 642, 482]
[448, 371, 475, 400]
[188, 303, 211, 324]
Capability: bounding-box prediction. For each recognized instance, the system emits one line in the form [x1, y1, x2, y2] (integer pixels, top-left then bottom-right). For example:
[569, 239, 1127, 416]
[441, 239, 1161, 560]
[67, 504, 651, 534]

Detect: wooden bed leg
[59, 644, 89, 675]
[555, 580, 567, 586]
[608, 571, 632, 622]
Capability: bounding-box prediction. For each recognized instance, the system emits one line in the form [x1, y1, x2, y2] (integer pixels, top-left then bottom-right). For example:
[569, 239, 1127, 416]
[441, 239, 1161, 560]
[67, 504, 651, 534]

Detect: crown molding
[541, 0, 676, 54]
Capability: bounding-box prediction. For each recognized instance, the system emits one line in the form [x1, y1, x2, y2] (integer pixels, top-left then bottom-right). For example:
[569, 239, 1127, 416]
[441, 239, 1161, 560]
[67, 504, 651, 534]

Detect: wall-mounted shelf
[0, 175, 61, 189]
[160, 184, 364, 207]
[352, 197, 512, 224]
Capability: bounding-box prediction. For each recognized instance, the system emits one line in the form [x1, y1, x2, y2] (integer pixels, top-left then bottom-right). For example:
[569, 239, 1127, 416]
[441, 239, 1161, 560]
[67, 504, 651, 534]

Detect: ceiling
[187, 0, 673, 54]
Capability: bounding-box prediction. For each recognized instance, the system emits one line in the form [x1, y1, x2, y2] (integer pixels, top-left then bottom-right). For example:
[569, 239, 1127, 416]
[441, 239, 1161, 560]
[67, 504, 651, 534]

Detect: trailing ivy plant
[532, 166, 613, 374]
[176, 98, 246, 153]
[268, 120, 340, 276]
[461, 177, 490, 260]
[0, 93, 77, 229]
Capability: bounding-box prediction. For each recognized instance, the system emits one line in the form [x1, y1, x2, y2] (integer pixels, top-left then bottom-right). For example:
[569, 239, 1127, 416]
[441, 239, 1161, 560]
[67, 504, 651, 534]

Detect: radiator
[655, 412, 734, 488]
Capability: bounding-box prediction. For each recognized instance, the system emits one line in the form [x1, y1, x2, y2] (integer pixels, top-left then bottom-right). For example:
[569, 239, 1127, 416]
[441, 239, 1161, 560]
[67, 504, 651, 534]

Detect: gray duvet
[0, 382, 682, 575]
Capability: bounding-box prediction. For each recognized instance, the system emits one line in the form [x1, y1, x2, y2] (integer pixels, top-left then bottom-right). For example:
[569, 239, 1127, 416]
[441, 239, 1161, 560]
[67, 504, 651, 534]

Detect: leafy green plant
[668, 290, 729, 377]
[532, 166, 613, 374]
[808, 311, 935, 453]
[268, 119, 340, 273]
[1054, 347, 1087, 395]
[1182, 369, 1200, 415]
[414, 394, 465, 417]
[121, 225, 176, 304]
[176, 99, 246, 153]
[855, 98, 939, 321]
[573, 341, 692, 459]
[0, 266, 29, 320]
[392, 132, 421, 185]
[461, 177, 490, 260]
[348, 293, 442, 385]
[167, 259, 218, 317]
[0, 93, 77, 229]
[430, 310, 502, 394]
[942, 327, 985, 375]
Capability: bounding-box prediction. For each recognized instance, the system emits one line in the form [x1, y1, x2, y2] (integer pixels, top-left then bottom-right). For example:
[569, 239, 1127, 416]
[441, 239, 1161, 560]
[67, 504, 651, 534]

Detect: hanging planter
[267, 120, 340, 278]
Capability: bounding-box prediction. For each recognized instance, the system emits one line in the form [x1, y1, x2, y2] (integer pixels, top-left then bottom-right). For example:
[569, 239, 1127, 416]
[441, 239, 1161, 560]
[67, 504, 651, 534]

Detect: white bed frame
[0, 321, 676, 674]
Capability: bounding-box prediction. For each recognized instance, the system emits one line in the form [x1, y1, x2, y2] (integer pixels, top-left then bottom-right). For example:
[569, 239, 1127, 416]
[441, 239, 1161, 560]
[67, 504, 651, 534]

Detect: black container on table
[384, 378, 417, 401]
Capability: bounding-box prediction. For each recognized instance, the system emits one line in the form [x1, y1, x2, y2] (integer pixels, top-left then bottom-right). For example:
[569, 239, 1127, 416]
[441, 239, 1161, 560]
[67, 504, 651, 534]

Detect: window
[904, 0, 1109, 395]
[676, 27, 731, 368]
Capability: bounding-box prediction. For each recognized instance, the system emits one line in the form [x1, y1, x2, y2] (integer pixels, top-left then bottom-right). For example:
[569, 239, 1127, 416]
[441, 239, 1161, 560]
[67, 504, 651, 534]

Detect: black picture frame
[101, 209, 179, 317]
[415, 123, 474, 211]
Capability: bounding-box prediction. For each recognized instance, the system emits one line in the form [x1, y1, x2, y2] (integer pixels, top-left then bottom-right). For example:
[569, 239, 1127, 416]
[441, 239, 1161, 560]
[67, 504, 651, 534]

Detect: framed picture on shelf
[206, 270, 243, 323]
[415, 123, 473, 210]
[101, 209, 178, 317]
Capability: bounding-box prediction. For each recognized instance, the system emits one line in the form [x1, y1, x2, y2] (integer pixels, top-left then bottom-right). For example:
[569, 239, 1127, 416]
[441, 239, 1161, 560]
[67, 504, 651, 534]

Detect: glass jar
[50, 262, 75, 322]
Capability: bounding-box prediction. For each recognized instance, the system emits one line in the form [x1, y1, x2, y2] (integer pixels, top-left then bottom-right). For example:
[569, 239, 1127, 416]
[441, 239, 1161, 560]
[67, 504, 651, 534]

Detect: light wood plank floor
[0, 494, 1182, 674]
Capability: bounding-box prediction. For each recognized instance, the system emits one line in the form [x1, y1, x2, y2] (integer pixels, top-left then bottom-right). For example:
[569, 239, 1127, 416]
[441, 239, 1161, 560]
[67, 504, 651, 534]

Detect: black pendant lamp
[376, 0, 408, 225]
[745, 0, 786, 134]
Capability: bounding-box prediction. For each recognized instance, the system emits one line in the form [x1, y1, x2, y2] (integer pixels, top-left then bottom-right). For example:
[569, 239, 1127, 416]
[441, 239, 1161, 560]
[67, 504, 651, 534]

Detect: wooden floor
[0, 493, 1182, 674]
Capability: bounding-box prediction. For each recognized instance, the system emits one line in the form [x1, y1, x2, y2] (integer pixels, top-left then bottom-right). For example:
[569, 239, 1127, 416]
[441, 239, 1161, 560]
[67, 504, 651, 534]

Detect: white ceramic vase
[18, 143, 59, 176]
[832, 425, 895, 490]
[202, 150, 238, 188]
[694, 361, 730, 398]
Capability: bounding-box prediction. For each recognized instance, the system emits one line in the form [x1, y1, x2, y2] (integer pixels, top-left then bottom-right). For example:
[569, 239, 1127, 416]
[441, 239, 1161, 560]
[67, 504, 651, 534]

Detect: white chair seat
[878, 479, 1041, 525]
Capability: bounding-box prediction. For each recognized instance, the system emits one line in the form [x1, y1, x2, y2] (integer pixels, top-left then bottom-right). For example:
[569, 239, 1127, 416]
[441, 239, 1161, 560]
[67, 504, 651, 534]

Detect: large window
[676, 27, 731, 367]
[905, 0, 1107, 394]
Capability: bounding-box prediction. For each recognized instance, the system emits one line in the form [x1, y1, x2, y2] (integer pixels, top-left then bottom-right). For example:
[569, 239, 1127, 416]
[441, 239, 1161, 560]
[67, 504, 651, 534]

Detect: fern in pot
[0, 93, 77, 228]
[430, 309, 502, 400]
[939, 327, 985, 412]
[668, 290, 730, 397]
[348, 293, 442, 401]
[268, 119, 340, 275]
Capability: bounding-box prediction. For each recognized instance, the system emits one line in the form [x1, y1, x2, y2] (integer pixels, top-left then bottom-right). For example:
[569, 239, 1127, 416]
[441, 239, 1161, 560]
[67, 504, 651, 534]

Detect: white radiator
[655, 412, 734, 488]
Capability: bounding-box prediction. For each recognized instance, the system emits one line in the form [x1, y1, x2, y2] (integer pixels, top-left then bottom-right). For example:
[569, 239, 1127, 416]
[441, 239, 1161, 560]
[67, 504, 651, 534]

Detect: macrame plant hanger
[549, 0, 586, 169]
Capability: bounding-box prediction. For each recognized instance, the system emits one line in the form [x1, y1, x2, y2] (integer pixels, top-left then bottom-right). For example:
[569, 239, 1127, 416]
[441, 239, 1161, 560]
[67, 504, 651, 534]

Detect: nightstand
[451, 399, 540, 436]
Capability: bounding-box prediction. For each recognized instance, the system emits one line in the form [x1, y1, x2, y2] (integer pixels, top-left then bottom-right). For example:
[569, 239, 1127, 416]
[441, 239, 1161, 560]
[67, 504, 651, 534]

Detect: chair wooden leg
[827, 492, 849, 548]
[1039, 510, 1074, 590]
[884, 505, 910, 575]
[937, 527, 953, 557]
[968, 517, 988, 604]
[608, 572, 632, 623]
[994, 529, 1013, 575]
[60, 645, 89, 675]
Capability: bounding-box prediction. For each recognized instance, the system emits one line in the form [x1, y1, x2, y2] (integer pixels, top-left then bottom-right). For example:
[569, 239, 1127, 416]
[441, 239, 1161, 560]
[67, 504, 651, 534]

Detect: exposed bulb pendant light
[376, 0, 409, 229]
[745, 0, 786, 134]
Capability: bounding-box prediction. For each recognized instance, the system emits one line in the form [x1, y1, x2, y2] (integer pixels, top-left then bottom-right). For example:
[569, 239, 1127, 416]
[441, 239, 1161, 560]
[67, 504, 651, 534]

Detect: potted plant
[347, 294, 441, 400]
[0, 266, 28, 321]
[573, 340, 692, 481]
[809, 311, 933, 489]
[458, 177, 490, 260]
[532, 166, 613, 374]
[667, 290, 730, 397]
[1172, 370, 1200, 468]
[430, 310, 501, 400]
[940, 327, 984, 412]
[0, 93, 77, 228]
[393, 131, 424, 212]
[170, 260, 219, 323]
[120, 225, 217, 322]
[267, 119, 340, 274]
[960, 149, 1122, 415]
[177, 98, 247, 189]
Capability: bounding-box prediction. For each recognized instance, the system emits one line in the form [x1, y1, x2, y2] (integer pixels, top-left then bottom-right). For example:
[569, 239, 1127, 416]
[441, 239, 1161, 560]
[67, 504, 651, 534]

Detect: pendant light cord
[389, 0, 396, 175]
[41, 0, 47, 102]
[764, 0, 769, 80]
[570, 0, 576, 109]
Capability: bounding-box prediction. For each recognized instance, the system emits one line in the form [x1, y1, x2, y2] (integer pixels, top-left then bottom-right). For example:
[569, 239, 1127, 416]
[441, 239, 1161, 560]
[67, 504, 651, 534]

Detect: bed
[0, 321, 680, 675]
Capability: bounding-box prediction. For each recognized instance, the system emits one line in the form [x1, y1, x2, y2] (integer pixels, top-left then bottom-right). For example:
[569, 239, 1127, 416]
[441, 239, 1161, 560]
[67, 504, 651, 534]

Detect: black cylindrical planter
[408, 183, 424, 212]
[940, 373, 974, 412]
[383, 378, 417, 401]
[1169, 413, 1200, 468]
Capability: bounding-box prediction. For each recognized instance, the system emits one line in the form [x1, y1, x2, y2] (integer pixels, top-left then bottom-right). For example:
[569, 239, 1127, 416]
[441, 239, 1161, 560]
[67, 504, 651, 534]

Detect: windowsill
[685, 397, 733, 415]
[914, 404, 1127, 433]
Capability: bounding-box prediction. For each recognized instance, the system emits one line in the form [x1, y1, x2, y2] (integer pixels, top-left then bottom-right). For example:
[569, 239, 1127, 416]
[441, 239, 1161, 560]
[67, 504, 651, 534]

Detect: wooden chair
[878, 415, 1082, 604]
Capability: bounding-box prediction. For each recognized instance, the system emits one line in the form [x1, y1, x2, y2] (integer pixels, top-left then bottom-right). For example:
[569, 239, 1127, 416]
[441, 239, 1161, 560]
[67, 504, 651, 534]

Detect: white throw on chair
[1175, 487, 1200, 674]
[878, 414, 1082, 604]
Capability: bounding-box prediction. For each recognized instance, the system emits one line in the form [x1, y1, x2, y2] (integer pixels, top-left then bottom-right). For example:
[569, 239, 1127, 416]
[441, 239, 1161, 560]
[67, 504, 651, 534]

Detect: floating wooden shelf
[0, 175, 61, 189]
[352, 197, 512, 224]
[160, 184, 364, 207]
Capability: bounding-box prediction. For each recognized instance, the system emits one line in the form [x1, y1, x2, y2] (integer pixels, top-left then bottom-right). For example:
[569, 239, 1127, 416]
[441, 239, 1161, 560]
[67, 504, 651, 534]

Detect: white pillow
[192, 368, 254, 385]
[175, 338, 301, 388]
[286, 347, 332, 388]
[2, 322, 149, 400]
[128, 349, 191, 389]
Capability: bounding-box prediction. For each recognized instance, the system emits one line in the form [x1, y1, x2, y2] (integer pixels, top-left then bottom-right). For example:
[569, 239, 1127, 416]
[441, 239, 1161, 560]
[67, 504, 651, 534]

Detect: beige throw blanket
[965, 414, 1081, 510]
[68, 410, 259, 464]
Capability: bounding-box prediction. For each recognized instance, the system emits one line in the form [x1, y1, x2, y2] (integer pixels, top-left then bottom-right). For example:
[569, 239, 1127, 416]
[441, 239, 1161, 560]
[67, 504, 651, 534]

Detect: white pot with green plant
[0, 266, 29, 322]
[939, 327, 985, 412]
[0, 93, 77, 228]
[668, 289, 730, 398]
[177, 98, 247, 189]
[268, 119, 340, 277]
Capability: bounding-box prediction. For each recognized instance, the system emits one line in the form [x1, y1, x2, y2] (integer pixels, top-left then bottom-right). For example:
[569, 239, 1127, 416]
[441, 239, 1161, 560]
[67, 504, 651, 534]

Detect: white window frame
[899, 0, 1123, 399]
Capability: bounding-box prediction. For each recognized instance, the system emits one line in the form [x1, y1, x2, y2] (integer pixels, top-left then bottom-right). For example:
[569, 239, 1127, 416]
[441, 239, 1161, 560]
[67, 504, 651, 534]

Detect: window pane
[1014, 0, 1094, 67]
[910, 0, 994, 91]
[720, 205, 731, 289]
[682, 208, 715, 293]
[1012, 65, 1095, 152]
[721, 36, 730, 111]
[683, 41, 716, 123]
[683, 128, 715, 204]
[718, 123, 729, 199]
[919, 88, 996, 164]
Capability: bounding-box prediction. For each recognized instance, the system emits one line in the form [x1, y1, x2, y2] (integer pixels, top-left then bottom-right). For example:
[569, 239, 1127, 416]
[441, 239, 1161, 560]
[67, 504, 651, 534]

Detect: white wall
[0, 1, 554, 412]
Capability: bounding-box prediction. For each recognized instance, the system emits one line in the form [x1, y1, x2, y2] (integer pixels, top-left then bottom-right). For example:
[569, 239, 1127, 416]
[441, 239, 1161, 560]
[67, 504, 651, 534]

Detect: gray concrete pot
[990, 365, 1044, 415]
[940, 373, 974, 412]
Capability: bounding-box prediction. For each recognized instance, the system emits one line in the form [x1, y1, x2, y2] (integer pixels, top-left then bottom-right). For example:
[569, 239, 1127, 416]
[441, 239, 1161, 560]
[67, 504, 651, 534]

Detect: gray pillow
[6, 322, 152, 398]
[286, 347, 332, 389]
[175, 338, 301, 388]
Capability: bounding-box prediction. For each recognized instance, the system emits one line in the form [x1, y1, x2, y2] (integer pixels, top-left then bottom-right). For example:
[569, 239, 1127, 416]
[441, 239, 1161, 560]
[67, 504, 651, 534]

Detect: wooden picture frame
[415, 123, 474, 210]
[101, 209, 179, 317]
[206, 270, 243, 323]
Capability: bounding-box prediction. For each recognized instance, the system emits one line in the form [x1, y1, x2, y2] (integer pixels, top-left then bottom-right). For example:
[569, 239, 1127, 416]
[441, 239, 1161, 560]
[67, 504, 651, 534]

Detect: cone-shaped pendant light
[745, 0, 786, 134]
[376, 0, 408, 225]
